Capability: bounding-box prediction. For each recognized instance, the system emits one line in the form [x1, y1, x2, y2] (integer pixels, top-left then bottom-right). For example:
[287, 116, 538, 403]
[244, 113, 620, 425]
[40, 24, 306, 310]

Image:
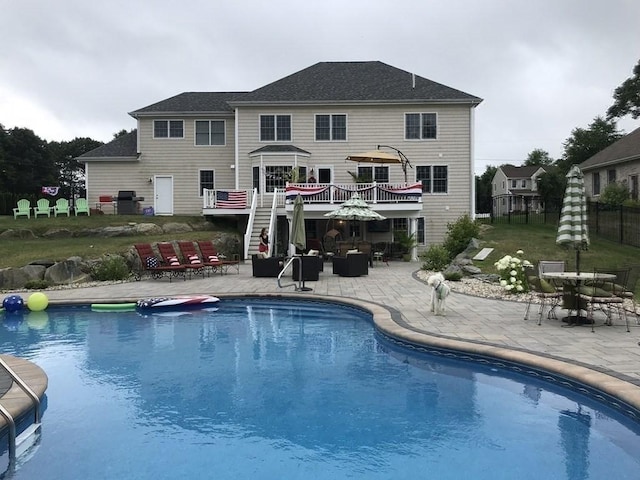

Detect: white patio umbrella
[556, 165, 590, 273]
[324, 193, 386, 246]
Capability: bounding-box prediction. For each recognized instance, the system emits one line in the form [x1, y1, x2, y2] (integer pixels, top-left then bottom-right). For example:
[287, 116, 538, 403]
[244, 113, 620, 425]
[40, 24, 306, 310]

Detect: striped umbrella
[556, 165, 590, 273]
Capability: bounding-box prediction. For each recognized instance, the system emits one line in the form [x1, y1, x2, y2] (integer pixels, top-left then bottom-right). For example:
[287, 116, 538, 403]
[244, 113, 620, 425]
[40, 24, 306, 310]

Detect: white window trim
[404, 112, 438, 141]
[314, 113, 348, 142]
[194, 120, 226, 147]
[259, 114, 293, 142]
[153, 119, 184, 139]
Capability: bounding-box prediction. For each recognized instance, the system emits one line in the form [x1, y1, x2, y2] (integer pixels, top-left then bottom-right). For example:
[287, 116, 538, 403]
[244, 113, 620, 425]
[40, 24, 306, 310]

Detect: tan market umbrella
[345, 150, 402, 165]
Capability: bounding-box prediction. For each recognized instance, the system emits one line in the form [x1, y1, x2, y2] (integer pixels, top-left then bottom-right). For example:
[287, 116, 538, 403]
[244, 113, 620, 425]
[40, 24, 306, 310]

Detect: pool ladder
[0, 357, 42, 472]
[277, 256, 313, 292]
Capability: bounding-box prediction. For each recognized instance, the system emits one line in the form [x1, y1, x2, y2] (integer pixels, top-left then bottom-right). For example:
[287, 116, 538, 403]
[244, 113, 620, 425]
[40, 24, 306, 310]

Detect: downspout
[470, 107, 476, 219]
[234, 108, 239, 188]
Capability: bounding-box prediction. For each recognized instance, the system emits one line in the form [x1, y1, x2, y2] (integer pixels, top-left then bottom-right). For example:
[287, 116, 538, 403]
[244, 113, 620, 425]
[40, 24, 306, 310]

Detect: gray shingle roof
[579, 126, 640, 170]
[78, 130, 137, 159]
[501, 165, 545, 178]
[249, 145, 311, 155]
[129, 92, 247, 116]
[233, 61, 482, 104]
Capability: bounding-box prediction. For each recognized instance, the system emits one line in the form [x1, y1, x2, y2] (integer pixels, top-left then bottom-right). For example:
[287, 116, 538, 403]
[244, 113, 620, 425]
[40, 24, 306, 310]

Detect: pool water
[0, 298, 639, 479]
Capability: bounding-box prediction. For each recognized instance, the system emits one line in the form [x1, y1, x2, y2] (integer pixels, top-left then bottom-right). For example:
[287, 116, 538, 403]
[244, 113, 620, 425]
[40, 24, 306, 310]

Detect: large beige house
[580, 126, 640, 201]
[79, 61, 482, 259]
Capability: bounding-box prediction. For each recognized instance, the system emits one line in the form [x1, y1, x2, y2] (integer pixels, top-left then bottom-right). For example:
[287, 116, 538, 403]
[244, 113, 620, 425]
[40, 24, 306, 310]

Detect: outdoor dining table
[541, 271, 616, 325]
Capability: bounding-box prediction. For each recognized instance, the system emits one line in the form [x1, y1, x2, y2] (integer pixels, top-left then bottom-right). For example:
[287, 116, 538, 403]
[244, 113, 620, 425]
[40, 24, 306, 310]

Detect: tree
[536, 166, 565, 212]
[475, 165, 497, 213]
[49, 137, 103, 199]
[523, 148, 553, 166]
[607, 59, 640, 120]
[556, 116, 622, 175]
[1, 127, 55, 195]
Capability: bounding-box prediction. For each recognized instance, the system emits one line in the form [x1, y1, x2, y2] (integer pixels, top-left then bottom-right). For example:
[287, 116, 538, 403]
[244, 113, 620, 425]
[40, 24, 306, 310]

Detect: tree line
[476, 59, 640, 213]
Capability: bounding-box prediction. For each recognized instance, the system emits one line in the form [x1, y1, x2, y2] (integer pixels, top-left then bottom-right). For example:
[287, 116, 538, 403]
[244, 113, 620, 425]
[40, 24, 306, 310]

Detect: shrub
[24, 279, 50, 290]
[442, 214, 480, 259]
[494, 250, 532, 294]
[443, 271, 462, 282]
[91, 255, 131, 281]
[420, 244, 450, 271]
[599, 181, 629, 207]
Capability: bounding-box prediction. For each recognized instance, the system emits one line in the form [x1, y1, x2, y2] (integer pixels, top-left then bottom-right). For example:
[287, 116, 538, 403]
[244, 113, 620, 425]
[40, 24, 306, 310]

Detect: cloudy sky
[1, 0, 639, 174]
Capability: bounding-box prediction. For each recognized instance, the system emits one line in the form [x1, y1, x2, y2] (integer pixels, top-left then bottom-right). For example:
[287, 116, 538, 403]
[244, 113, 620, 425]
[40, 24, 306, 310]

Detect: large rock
[44, 259, 91, 285]
[21, 264, 46, 282]
[133, 223, 163, 235]
[162, 223, 194, 234]
[0, 229, 37, 239]
[0, 268, 29, 289]
[42, 228, 74, 239]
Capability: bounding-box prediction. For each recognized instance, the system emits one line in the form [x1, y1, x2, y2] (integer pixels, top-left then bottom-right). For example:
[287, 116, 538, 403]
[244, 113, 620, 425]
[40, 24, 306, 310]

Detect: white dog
[427, 272, 451, 315]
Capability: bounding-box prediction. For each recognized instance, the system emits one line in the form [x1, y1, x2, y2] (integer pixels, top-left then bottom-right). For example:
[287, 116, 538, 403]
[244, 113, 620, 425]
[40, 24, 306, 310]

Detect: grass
[0, 214, 237, 268]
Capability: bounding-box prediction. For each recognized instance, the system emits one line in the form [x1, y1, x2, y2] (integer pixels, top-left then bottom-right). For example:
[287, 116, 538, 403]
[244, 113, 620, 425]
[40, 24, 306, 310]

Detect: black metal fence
[481, 195, 640, 248]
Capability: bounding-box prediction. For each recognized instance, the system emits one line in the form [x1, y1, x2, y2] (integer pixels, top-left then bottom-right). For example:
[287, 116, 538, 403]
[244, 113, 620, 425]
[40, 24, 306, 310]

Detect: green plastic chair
[54, 198, 71, 217]
[34, 198, 52, 218]
[75, 198, 90, 216]
[13, 199, 31, 219]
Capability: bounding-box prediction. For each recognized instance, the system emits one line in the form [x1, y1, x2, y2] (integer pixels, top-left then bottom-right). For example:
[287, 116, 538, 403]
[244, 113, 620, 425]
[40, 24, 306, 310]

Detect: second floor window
[357, 166, 389, 183]
[260, 115, 291, 141]
[416, 165, 448, 193]
[405, 113, 437, 140]
[315, 114, 347, 141]
[154, 120, 184, 138]
[195, 121, 225, 145]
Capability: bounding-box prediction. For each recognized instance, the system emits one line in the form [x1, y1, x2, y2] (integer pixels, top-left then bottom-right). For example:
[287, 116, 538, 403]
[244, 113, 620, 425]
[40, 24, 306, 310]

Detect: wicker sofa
[292, 255, 323, 281]
[332, 253, 369, 277]
[251, 255, 285, 277]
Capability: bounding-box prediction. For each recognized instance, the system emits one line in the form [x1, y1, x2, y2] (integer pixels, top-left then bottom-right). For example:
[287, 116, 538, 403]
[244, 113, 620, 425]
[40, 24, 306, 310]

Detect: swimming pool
[1, 298, 639, 479]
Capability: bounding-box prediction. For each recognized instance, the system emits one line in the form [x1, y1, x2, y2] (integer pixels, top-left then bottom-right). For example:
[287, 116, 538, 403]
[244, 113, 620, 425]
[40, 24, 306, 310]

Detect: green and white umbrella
[324, 193, 386, 246]
[556, 165, 590, 273]
[290, 194, 306, 252]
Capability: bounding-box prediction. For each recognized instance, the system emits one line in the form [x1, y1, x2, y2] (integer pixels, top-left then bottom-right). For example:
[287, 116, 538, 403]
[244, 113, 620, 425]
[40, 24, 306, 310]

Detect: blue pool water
[0, 298, 639, 479]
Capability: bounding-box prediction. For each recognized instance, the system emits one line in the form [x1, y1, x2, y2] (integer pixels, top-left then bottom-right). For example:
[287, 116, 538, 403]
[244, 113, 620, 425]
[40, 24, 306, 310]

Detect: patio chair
[177, 241, 222, 276]
[33, 198, 52, 218]
[524, 276, 563, 325]
[577, 268, 630, 332]
[53, 198, 71, 217]
[196, 241, 240, 274]
[252, 254, 285, 277]
[332, 252, 369, 277]
[157, 242, 206, 279]
[75, 198, 90, 216]
[13, 199, 31, 219]
[133, 243, 187, 282]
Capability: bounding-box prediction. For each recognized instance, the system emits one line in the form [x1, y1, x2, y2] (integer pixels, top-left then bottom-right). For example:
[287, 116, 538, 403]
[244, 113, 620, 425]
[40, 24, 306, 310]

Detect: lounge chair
[33, 198, 52, 218]
[157, 242, 206, 279]
[75, 198, 90, 216]
[177, 241, 223, 276]
[133, 243, 187, 282]
[53, 198, 71, 217]
[196, 241, 240, 274]
[13, 199, 31, 219]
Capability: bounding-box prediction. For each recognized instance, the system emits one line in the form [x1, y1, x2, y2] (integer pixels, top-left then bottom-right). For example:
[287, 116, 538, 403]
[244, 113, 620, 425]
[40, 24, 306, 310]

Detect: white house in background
[580, 126, 640, 201]
[78, 61, 482, 259]
[491, 165, 547, 216]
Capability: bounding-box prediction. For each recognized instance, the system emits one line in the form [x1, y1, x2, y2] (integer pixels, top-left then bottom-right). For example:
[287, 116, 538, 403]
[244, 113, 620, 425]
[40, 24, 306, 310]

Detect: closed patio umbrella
[556, 165, 590, 273]
[290, 194, 306, 253]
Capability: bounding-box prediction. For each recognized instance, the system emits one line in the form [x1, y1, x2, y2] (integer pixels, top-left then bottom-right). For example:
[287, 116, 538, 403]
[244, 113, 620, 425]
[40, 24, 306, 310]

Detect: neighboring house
[79, 61, 482, 258]
[579, 126, 640, 201]
[491, 165, 547, 216]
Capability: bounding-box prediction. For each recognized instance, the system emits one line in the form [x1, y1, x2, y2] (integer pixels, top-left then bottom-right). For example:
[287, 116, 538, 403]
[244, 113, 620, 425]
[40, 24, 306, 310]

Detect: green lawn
[0, 214, 236, 268]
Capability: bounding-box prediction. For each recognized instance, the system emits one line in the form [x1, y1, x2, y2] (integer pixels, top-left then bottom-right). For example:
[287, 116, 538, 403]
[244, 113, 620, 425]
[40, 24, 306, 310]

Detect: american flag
[216, 190, 247, 208]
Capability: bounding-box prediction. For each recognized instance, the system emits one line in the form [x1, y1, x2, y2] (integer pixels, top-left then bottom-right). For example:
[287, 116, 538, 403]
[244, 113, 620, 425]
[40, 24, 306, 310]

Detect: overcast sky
[1, 0, 639, 174]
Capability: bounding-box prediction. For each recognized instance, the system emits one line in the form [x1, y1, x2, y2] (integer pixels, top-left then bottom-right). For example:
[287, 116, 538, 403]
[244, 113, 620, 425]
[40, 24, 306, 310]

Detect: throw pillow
[146, 256, 159, 269]
[346, 249, 358, 255]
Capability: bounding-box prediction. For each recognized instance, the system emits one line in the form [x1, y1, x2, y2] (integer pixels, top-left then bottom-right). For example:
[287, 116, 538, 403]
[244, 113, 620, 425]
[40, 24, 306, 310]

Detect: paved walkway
[11, 260, 640, 411]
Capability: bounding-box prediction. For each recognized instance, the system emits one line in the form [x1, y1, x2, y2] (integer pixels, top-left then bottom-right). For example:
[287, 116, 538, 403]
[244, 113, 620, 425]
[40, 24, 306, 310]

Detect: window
[357, 166, 389, 183]
[607, 169, 616, 184]
[417, 218, 425, 245]
[315, 114, 346, 141]
[511, 180, 517, 188]
[154, 120, 184, 138]
[405, 113, 437, 139]
[592, 172, 600, 196]
[265, 166, 291, 192]
[416, 165, 448, 193]
[521, 179, 526, 188]
[199, 170, 214, 196]
[195, 120, 225, 145]
[253, 166, 260, 193]
[260, 115, 291, 141]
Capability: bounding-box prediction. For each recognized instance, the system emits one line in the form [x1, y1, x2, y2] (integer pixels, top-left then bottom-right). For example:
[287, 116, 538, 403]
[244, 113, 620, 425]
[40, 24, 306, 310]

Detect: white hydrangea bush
[494, 250, 532, 294]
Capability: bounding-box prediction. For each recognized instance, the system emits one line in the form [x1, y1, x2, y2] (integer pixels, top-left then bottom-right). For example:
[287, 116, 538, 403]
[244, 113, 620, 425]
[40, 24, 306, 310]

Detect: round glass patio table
[541, 272, 616, 324]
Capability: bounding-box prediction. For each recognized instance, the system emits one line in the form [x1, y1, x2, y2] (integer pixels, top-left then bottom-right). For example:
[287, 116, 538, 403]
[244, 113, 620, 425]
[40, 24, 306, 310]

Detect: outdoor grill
[116, 190, 145, 215]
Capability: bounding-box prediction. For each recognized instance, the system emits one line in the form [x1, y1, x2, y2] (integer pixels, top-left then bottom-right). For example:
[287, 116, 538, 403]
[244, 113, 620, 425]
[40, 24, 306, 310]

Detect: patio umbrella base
[561, 314, 593, 326]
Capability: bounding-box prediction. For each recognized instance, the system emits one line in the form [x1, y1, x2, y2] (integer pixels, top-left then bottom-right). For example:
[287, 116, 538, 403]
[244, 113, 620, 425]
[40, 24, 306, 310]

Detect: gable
[580, 126, 640, 170]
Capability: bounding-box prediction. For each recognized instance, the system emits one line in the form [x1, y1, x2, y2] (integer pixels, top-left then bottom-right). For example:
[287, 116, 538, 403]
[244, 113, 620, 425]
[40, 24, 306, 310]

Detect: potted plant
[394, 230, 418, 261]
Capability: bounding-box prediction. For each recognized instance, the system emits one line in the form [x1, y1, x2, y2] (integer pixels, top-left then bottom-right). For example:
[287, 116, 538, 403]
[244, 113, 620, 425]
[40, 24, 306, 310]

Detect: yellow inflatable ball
[27, 292, 49, 312]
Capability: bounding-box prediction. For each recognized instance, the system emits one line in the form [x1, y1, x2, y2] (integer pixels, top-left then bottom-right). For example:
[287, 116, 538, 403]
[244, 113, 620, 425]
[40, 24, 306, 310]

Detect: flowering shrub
[494, 250, 532, 294]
